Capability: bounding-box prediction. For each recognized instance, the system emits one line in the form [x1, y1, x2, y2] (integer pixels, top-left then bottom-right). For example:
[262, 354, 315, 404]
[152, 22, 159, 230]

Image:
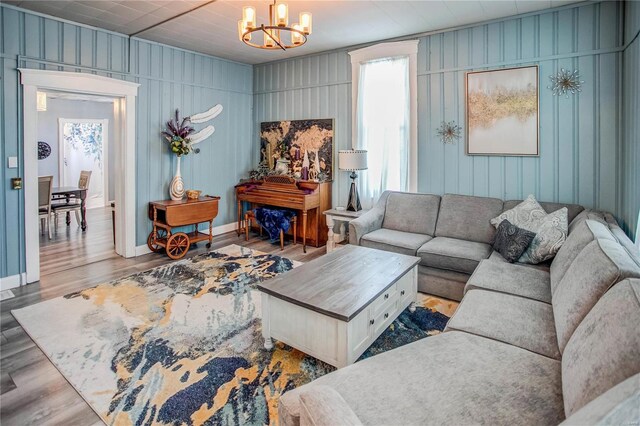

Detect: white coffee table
[257, 245, 420, 368]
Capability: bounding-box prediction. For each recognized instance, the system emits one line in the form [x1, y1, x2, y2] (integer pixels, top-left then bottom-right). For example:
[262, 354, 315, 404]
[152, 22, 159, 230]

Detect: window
[349, 40, 418, 207]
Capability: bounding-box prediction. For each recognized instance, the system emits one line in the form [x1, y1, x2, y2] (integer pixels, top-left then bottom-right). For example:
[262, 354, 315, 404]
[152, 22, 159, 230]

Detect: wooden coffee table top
[257, 245, 420, 321]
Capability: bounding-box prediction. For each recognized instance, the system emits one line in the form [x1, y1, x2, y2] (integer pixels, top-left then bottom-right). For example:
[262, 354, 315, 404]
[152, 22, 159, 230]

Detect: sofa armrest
[299, 386, 363, 426]
[348, 191, 390, 245]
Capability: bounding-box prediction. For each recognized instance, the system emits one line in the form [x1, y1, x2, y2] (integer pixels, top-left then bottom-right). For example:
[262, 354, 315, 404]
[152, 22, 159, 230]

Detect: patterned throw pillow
[490, 194, 547, 229]
[518, 207, 568, 264]
[491, 194, 569, 264]
[492, 220, 537, 263]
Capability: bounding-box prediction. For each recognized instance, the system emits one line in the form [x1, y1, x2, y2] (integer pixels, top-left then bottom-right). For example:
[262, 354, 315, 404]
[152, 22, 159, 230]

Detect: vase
[170, 156, 185, 201]
[275, 157, 290, 175]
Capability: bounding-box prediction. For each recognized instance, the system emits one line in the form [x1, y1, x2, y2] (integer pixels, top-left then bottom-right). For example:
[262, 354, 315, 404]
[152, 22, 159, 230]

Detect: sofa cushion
[360, 228, 432, 256]
[417, 237, 492, 274]
[492, 219, 536, 263]
[465, 259, 552, 303]
[519, 207, 569, 265]
[382, 192, 440, 236]
[446, 289, 560, 359]
[435, 194, 504, 244]
[418, 266, 469, 301]
[278, 331, 563, 426]
[489, 251, 551, 272]
[553, 239, 640, 353]
[561, 279, 640, 417]
[550, 220, 616, 292]
[560, 373, 640, 425]
[298, 386, 363, 426]
[503, 199, 584, 224]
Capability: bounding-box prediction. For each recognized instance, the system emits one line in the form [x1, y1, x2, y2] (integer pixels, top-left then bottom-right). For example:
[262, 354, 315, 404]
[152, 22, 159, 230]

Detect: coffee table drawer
[371, 300, 398, 336]
[370, 287, 397, 317]
[396, 271, 415, 306]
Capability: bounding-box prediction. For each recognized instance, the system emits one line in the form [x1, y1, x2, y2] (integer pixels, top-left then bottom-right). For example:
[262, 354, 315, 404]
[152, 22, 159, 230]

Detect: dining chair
[53, 170, 92, 227]
[38, 176, 54, 239]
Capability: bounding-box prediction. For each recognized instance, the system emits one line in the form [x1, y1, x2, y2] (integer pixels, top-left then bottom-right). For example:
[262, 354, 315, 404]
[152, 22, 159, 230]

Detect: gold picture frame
[465, 65, 539, 156]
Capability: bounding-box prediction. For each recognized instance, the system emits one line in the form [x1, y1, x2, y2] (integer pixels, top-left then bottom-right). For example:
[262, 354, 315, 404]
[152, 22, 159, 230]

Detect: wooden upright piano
[236, 175, 332, 252]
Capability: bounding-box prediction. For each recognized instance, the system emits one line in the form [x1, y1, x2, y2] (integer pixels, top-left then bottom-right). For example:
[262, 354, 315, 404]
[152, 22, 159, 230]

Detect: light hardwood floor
[1, 208, 326, 425]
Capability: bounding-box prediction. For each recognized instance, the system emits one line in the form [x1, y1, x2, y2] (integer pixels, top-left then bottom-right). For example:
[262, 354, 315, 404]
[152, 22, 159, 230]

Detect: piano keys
[236, 175, 332, 252]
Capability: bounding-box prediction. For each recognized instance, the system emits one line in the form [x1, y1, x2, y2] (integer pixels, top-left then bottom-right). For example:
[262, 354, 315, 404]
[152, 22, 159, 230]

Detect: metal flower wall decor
[548, 68, 584, 98]
[436, 121, 462, 144]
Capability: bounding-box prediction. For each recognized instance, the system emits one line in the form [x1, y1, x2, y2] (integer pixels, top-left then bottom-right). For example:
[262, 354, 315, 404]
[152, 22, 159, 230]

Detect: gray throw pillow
[491, 194, 547, 229]
[491, 194, 569, 264]
[518, 207, 568, 264]
[492, 219, 536, 263]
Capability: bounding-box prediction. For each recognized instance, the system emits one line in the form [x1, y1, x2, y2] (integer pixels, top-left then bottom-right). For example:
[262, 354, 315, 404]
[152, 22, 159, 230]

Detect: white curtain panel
[356, 56, 410, 208]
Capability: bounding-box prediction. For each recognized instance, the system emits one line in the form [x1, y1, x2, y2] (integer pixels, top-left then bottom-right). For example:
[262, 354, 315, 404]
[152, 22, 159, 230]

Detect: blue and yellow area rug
[12, 245, 455, 425]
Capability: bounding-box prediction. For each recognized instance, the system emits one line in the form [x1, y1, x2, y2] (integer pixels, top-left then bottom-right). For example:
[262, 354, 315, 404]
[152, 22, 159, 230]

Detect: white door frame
[58, 118, 110, 208]
[20, 69, 139, 283]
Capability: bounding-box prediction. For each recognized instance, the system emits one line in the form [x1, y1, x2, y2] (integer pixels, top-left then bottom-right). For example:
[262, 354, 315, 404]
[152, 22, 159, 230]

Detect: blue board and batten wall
[622, 0, 640, 243]
[1, 1, 638, 281]
[255, 1, 638, 234]
[0, 5, 253, 280]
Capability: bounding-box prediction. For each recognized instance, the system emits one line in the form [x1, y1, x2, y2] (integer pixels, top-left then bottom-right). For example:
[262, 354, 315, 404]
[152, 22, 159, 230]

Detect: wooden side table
[323, 208, 369, 253]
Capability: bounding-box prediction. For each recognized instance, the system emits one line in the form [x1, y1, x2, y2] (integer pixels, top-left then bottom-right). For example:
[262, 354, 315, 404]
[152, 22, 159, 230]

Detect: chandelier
[238, 1, 312, 50]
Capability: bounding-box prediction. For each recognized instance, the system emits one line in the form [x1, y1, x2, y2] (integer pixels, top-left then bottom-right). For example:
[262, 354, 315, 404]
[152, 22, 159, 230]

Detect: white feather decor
[190, 125, 215, 145]
[189, 104, 223, 124]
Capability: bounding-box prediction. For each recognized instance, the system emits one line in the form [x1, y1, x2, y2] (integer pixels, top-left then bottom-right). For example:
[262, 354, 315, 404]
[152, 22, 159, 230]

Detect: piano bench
[245, 210, 297, 250]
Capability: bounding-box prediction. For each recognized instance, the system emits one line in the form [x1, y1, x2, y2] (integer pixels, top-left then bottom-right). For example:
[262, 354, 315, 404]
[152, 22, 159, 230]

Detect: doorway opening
[36, 91, 119, 276]
[20, 69, 139, 284]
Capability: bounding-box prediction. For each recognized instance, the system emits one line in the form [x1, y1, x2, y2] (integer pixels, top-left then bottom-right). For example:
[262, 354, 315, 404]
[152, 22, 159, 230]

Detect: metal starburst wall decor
[437, 121, 462, 144]
[548, 68, 584, 98]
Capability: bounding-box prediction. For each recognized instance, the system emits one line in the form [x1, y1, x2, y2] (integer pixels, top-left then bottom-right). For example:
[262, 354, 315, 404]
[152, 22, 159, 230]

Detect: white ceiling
[6, 1, 583, 64]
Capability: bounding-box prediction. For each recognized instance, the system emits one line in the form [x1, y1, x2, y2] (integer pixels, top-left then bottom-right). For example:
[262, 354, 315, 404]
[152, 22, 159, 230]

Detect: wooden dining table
[52, 186, 88, 231]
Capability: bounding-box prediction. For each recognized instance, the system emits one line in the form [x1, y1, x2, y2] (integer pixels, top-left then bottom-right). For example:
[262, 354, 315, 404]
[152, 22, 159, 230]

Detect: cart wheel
[166, 232, 190, 260]
[206, 243, 212, 248]
[147, 229, 167, 253]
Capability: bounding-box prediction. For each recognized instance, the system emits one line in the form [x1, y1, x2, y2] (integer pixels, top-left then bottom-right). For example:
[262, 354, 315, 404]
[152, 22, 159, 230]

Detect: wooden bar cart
[147, 196, 221, 260]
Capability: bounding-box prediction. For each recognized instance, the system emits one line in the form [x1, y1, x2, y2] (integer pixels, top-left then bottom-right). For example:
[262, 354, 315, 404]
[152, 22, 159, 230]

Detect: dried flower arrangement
[162, 109, 199, 157]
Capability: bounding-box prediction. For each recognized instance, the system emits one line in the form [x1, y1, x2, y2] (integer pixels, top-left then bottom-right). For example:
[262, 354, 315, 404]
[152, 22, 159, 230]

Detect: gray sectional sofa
[278, 191, 640, 426]
[349, 191, 616, 301]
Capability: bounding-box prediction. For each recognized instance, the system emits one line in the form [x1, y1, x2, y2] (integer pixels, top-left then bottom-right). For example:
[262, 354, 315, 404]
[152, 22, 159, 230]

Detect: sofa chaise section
[279, 331, 564, 426]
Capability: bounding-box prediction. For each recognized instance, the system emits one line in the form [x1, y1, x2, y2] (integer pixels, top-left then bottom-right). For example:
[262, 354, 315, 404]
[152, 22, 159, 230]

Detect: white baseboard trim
[0, 273, 27, 291]
[135, 221, 238, 257]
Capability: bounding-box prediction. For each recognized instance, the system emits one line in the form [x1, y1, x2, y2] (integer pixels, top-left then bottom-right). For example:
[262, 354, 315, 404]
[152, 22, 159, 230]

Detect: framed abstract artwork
[466, 65, 539, 156]
[259, 119, 334, 181]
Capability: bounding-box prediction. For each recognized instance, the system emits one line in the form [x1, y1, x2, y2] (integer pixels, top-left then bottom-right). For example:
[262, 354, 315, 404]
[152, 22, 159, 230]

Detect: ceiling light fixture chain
[238, 0, 312, 50]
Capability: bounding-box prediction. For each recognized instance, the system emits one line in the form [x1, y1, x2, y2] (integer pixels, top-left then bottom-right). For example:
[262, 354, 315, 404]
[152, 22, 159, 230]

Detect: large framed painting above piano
[260, 119, 333, 181]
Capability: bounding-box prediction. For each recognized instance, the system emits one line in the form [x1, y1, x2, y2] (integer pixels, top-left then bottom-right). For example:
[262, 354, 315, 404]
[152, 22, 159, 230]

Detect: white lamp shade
[339, 149, 367, 171]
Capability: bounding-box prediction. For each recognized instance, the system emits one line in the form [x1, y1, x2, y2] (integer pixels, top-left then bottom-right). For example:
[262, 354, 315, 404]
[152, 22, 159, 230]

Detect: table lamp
[338, 149, 368, 211]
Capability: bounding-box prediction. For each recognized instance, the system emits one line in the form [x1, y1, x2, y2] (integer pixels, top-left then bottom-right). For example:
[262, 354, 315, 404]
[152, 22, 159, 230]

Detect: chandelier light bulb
[264, 29, 276, 48]
[237, 20, 250, 41]
[291, 24, 303, 45]
[299, 12, 312, 34]
[242, 6, 256, 28]
[276, 3, 288, 27]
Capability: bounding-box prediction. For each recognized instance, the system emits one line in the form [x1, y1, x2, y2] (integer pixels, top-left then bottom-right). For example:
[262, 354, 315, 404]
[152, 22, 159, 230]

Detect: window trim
[349, 40, 419, 192]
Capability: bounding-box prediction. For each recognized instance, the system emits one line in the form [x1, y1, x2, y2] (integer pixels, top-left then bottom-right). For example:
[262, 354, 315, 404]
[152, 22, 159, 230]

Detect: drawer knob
[370, 319, 375, 325]
[400, 290, 405, 296]
[384, 313, 389, 319]
[384, 293, 389, 299]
